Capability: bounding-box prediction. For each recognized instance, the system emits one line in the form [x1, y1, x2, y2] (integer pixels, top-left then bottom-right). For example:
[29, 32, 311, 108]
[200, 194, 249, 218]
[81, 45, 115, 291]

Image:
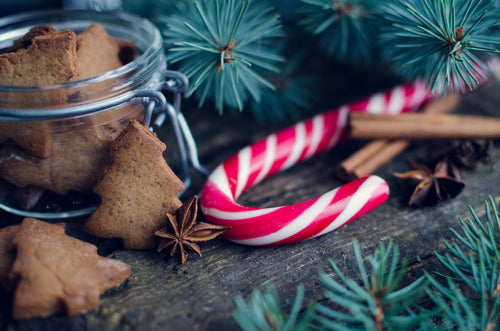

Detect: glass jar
[0, 9, 180, 218]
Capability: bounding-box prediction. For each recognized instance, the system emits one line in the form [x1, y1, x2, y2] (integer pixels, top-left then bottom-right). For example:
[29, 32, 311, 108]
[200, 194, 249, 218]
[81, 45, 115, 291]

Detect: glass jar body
[0, 9, 166, 217]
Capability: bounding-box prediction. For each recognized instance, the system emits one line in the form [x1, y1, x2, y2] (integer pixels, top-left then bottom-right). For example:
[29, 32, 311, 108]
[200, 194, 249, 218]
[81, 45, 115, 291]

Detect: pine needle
[159, 0, 284, 114]
[381, 0, 500, 94]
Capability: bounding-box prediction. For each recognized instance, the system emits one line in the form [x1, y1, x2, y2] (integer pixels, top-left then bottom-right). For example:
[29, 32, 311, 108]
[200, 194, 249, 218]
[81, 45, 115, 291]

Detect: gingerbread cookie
[9, 218, 130, 319]
[0, 28, 78, 158]
[0, 222, 66, 295]
[0, 123, 53, 159]
[83, 120, 184, 249]
[0, 29, 78, 88]
[74, 23, 123, 80]
[3, 25, 59, 53]
[0, 23, 144, 202]
[0, 123, 114, 195]
[0, 101, 145, 196]
[70, 23, 135, 106]
[0, 224, 19, 294]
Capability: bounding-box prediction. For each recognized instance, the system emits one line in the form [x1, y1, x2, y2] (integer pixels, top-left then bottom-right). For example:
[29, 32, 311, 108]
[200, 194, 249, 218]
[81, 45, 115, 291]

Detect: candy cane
[200, 82, 431, 246]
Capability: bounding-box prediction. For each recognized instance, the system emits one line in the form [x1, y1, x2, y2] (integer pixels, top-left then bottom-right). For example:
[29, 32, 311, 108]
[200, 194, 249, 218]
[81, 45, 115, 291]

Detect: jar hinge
[143, 70, 209, 197]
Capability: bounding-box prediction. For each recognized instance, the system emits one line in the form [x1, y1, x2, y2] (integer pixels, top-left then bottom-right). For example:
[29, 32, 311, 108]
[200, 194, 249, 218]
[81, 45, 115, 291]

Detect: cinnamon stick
[336, 93, 460, 182]
[416, 93, 460, 115]
[337, 140, 388, 180]
[337, 140, 409, 182]
[350, 112, 500, 140]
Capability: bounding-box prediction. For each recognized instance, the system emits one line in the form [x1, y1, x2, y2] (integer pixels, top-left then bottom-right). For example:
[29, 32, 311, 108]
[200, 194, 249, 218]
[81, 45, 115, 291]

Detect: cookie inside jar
[0, 10, 165, 217]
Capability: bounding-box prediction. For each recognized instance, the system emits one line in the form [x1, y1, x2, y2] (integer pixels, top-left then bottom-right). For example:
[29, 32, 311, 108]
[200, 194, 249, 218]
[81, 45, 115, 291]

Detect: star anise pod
[448, 139, 493, 169]
[155, 195, 230, 263]
[427, 139, 494, 169]
[393, 158, 465, 207]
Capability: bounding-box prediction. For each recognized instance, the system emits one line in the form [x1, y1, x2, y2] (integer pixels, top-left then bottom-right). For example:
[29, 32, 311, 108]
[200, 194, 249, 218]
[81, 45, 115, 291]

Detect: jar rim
[0, 9, 163, 92]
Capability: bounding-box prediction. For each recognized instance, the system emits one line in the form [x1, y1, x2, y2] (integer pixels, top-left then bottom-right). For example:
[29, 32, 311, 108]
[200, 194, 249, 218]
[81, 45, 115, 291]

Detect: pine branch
[249, 52, 318, 123]
[314, 239, 426, 330]
[233, 284, 314, 331]
[380, 0, 500, 94]
[267, 0, 304, 25]
[427, 196, 500, 330]
[299, 0, 381, 64]
[148, 0, 190, 22]
[158, 0, 284, 114]
[123, 0, 499, 122]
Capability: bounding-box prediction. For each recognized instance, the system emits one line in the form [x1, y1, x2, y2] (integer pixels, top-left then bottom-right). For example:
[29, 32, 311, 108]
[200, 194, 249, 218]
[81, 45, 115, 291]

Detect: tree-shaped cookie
[0, 222, 67, 295]
[83, 120, 184, 249]
[9, 218, 130, 319]
[0, 224, 20, 294]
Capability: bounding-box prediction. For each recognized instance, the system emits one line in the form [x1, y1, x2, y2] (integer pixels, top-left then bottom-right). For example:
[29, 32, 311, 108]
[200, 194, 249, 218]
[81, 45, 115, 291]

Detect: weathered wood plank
[1, 81, 499, 330]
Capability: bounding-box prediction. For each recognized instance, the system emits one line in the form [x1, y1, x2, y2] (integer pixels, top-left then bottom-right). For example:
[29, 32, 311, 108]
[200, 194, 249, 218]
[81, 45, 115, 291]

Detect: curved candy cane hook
[200, 82, 430, 246]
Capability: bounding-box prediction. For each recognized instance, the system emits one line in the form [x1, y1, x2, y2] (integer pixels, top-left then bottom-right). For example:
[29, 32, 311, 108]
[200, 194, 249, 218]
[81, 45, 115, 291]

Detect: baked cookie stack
[0, 23, 140, 203]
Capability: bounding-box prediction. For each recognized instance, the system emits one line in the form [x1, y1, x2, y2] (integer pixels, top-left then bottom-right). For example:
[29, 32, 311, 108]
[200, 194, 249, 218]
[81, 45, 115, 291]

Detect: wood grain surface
[1, 78, 499, 330]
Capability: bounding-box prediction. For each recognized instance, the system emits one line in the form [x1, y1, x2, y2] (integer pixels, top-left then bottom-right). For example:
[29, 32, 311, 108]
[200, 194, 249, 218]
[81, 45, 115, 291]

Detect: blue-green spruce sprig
[147, 0, 190, 23]
[162, 0, 284, 113]
[425, 196, 500, 330]
[267, 0, 304, 25]
[381, 0, 500, 94]
[314, 240, 426, 330]
[299, 0, 382, 64]
[233, 284, 314, 331]
[249, 52, 318, 123]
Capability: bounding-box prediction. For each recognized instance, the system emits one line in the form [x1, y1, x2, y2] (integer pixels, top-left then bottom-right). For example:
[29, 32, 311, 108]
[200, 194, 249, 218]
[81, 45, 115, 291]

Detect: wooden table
[1, 76, 499, 330]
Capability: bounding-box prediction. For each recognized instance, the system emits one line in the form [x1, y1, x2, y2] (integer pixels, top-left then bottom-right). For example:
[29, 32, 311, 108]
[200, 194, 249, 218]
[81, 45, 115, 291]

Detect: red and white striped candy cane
[200, 82, 431, 246]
